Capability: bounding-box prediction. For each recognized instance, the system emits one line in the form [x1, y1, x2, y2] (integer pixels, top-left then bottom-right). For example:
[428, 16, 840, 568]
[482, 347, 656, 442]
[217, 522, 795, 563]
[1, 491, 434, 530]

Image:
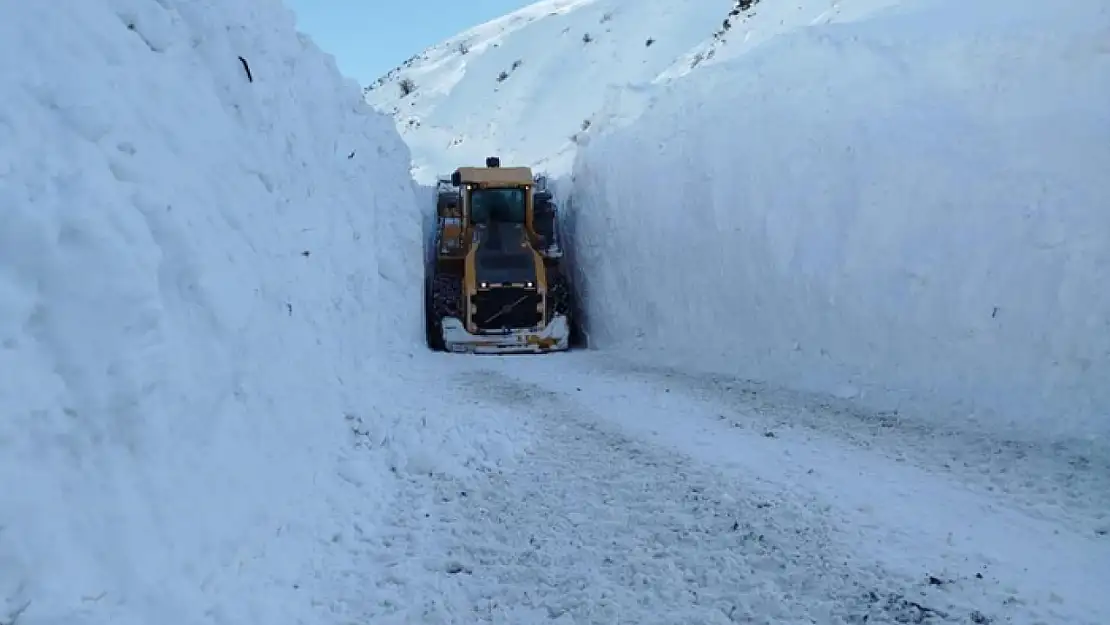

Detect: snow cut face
[565, 0, 1110, 442]
[0, 1, 526, 623]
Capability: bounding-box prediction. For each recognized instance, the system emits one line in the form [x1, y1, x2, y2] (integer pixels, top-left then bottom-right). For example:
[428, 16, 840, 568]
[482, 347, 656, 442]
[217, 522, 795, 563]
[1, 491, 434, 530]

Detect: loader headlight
[526, 282, 533, 288]
[480, 281, 488, 288]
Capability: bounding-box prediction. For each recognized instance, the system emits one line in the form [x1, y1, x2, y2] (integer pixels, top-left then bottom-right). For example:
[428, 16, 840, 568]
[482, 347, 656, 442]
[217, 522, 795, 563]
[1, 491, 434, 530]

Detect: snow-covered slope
[0, 1, 526, 623]
[566, 0, 1110, 442]
[364, 0, 904, 182]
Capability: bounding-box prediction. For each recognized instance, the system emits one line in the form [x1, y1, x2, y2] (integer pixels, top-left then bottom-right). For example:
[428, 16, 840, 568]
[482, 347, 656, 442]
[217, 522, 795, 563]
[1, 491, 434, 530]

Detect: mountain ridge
[363, 0, 906, 182]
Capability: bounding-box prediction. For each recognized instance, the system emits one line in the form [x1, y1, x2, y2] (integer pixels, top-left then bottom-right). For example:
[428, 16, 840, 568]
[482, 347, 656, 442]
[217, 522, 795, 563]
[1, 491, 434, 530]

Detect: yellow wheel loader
[424, 156, 573, 354]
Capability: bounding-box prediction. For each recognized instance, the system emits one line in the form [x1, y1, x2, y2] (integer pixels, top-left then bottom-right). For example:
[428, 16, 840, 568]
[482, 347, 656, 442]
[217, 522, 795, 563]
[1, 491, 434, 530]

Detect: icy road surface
[353, 351, 1110, 625]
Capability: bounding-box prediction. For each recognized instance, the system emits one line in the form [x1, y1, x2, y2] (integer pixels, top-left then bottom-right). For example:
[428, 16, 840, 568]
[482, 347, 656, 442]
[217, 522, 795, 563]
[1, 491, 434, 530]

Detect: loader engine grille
[472, 287, 543, 331]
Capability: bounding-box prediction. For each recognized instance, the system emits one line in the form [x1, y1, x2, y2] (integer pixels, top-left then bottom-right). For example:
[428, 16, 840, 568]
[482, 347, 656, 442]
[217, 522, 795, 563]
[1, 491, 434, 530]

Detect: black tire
[423, 275, 439, 350]
[548, 270, 571, 317]
[426, 272, 462, 351]
[548, 266, 588, 348]
[547, 268, 581, 349]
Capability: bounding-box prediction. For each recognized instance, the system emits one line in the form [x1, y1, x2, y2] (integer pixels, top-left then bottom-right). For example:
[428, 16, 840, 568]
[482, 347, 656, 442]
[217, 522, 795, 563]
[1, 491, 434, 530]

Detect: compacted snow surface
[3, 0, 1109, 624]
[356, 352, 1110, 624]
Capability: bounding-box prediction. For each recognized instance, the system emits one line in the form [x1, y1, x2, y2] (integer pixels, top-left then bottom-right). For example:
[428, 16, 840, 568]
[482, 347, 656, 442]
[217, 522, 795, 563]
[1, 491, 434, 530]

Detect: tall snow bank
[0, 1, 525, 623]
[567, 0, 1110, 442]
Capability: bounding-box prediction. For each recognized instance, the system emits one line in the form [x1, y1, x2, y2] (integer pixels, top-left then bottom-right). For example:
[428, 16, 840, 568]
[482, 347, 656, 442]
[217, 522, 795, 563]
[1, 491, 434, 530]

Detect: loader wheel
[548, 271, 571, 316]
[427, 273, 462, 351]
[423, 274, 438, 350]
[547, 269, 586, 347]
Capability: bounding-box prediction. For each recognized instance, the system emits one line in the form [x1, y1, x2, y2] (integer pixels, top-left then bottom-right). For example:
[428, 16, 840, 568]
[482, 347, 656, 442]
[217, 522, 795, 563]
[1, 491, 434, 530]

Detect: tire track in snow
[356, 366, 993, 625]
[594, 356, 1110, 539]
[470, 352, 1110, 625]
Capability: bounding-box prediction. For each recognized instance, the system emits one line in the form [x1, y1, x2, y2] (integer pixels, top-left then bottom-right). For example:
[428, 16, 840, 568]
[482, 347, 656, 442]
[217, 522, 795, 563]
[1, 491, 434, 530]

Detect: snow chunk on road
[567, 0, 1110, 442]
[0, 1, 527, 623]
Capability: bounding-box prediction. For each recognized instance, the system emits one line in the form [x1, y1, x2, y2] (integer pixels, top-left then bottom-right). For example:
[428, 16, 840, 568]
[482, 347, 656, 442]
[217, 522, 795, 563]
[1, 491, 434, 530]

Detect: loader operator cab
[470, 187, 526, 224]
[450, 156, 535, 228]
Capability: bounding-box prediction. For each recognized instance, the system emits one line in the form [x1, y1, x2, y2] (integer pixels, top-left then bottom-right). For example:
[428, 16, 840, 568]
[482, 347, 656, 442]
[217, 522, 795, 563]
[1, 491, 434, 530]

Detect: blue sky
[285, 0, 534, 86]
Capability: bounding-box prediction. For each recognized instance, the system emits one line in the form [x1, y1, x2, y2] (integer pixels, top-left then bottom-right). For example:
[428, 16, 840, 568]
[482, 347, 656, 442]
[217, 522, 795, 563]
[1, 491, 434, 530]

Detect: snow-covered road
[349, 351, 1109, 625]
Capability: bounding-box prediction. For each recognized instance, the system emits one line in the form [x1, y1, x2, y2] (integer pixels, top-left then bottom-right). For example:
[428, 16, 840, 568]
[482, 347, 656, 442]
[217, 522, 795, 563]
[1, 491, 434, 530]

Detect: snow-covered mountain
[364, 0, 905, 181]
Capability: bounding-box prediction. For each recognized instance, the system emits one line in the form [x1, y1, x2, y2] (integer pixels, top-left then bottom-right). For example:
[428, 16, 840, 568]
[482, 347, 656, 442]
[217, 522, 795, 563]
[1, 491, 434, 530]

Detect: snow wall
[0, 1, 525, 623]
[566, 0, 1110, 442]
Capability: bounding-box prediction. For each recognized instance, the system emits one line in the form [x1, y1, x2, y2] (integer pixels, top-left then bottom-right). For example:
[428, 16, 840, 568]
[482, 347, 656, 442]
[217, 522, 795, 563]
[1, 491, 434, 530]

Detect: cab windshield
[470, 187, 526, 224]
